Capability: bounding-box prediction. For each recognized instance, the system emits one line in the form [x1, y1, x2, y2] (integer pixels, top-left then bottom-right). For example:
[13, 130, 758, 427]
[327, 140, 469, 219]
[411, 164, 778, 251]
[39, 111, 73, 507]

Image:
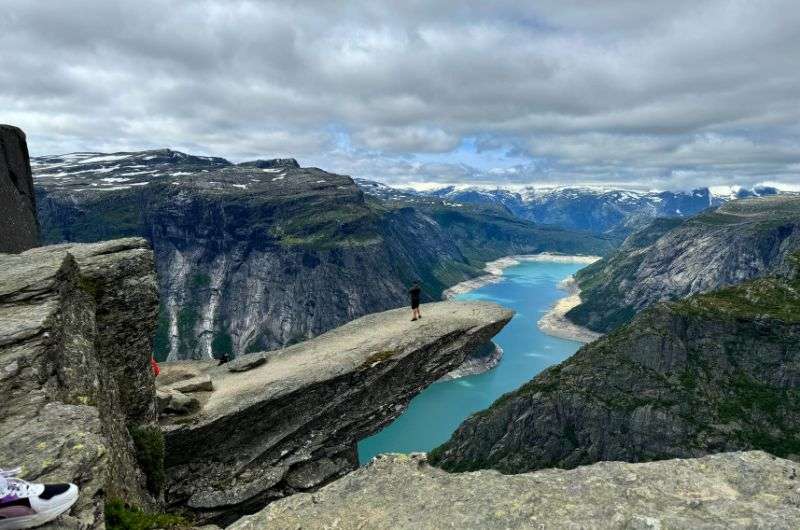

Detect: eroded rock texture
[159, 301, 513, 524]
[231, 451, 800, 530]
[0, 238, 159, 528]
[0, 124, 39, 252]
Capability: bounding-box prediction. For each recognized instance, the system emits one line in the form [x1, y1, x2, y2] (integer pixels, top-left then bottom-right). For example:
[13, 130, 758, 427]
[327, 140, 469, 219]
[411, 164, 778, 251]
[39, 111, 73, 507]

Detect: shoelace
[0, 469, 31, 499]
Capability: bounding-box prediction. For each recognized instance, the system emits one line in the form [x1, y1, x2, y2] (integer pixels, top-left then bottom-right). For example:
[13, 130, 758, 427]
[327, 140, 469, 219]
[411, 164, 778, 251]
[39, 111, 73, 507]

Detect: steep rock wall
[0, 238, 159, 528]
[0, 124, 39, 252]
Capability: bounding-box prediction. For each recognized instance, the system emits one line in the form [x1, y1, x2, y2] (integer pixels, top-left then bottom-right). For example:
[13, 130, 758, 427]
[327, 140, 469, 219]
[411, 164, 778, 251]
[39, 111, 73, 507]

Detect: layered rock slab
[0, 124, 39, 252]
[160, 301, 513, 523]
[230, 451, 800, 530]
[0, 238, 159, 528]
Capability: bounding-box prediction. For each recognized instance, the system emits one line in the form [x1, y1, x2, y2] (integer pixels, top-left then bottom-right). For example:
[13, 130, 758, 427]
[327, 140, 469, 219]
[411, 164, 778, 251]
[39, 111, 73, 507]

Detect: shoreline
[536, 276, 603, 344]
[442, 253, 601, 300]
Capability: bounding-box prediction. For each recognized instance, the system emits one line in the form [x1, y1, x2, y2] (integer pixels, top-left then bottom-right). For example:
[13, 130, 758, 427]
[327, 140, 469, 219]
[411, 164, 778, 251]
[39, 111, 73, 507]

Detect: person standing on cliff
[409, 281, 422, 321]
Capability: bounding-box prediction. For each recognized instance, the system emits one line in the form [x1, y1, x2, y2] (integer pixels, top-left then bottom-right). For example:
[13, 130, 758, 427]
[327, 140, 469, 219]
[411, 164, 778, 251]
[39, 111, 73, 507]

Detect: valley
[32, 150, 612, 361]
[5, 127, 800, 529]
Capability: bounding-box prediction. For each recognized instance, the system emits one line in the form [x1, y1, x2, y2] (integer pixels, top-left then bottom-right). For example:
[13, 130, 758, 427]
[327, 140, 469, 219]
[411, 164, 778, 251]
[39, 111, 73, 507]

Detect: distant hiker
[150, 357, 160, 377]
[409, 282, 422, 321]
[218, 353, 230, 366]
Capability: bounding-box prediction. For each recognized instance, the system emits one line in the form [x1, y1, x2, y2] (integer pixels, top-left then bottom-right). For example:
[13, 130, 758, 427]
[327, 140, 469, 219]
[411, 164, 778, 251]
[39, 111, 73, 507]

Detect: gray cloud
[1, 0, 799, 190]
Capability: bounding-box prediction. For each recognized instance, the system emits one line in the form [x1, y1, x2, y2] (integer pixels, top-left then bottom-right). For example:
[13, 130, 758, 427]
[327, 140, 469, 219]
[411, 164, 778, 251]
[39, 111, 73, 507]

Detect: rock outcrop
[0, 238, 160, 528]
[230, 451, 800, 530]
[568, 197, 800, 332]
[158, 301, 513, 524]
[430, 273, 800, 474]
[0, 124, 39, 252]
[32, 149, 611, 360]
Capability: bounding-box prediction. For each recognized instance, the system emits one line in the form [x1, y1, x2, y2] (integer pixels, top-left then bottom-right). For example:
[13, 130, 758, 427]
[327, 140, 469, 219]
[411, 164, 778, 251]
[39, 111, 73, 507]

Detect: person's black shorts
[411, 301, 420, 309]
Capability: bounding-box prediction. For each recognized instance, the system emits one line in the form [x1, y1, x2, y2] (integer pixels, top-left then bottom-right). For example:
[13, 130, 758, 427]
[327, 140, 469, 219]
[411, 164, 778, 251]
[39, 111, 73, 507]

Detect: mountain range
[32, 149, 611, 360]
[357, 177, 785, 237]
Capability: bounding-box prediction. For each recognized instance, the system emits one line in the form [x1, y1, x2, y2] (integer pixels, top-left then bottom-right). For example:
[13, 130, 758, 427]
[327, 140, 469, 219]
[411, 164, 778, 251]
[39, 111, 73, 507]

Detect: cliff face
[0, 124, 39, 252]
[33, 150, 611, 360]
[567, 196, 800, 333]
[158, 301, 513, 524]
[429, 272, 800, 474]
[0, 238, 160, 529]
[231, 451, 800, 530]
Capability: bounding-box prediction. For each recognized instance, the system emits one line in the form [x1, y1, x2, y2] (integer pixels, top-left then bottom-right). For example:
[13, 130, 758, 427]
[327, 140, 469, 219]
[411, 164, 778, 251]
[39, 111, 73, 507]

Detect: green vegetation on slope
[105, 499, 187, 530]
[567, 196, 800, 333]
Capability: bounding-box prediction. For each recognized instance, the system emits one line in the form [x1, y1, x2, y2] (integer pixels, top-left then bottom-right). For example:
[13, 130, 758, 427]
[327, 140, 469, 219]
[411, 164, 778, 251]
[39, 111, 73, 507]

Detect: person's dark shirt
[409, 285, 421, 305]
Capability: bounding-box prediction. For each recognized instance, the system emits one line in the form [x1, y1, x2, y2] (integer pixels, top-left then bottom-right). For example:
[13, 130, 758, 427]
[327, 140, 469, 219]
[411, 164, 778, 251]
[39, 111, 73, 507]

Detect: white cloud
[0, 0, 798, 189]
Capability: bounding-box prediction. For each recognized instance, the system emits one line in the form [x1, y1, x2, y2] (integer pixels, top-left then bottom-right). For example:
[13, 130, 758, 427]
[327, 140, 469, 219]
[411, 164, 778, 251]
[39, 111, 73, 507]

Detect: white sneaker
[0, 469, 79, 530]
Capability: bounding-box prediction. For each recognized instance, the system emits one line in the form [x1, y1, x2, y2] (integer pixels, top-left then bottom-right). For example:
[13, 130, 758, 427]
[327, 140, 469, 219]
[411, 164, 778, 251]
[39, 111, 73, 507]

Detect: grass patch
[129, 425, 165, 496]
[105, 499, 187, 530]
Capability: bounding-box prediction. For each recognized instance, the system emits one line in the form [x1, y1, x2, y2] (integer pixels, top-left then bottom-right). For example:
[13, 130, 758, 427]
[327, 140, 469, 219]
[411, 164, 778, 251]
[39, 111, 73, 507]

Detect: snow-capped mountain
[356, 180, 784, 235]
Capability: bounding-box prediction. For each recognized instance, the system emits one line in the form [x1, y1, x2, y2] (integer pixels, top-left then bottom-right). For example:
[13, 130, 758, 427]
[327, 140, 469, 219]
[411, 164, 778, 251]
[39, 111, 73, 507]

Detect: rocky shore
[442, 253, 600, 300]
[537, 276, 603, 343]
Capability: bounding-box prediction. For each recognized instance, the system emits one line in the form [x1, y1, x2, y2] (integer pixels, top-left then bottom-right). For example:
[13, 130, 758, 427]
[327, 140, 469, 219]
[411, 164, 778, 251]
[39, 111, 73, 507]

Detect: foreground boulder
[430, 273, 800, 474]
[0, 124, 39, 252]
[0, 238, 159, 528]
[230, 451, 800, 530]
[160, 301, 513, 524]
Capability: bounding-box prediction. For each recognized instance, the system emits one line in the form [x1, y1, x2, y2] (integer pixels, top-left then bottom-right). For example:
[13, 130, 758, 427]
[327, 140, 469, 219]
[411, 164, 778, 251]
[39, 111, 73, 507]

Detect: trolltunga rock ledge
[231, 451, 800, 530]
[159, 301, 513, 523]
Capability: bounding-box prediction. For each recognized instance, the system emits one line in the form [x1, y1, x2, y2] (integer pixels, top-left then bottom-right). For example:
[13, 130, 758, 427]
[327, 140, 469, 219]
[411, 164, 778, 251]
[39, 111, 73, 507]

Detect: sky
[1, 0, 799, 191]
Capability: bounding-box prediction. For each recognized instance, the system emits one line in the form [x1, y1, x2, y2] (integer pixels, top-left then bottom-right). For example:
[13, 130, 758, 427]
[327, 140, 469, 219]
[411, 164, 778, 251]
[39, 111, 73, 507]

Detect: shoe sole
[0, 486, 78, 530]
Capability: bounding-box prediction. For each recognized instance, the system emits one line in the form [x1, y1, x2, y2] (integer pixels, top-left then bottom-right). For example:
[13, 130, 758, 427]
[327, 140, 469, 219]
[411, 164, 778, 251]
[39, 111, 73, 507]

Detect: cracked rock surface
[231, 451, 800, 530]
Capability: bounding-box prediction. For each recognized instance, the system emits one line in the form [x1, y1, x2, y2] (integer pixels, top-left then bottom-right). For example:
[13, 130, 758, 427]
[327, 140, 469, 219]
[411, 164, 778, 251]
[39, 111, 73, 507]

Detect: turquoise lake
[358, 260, 587, 463]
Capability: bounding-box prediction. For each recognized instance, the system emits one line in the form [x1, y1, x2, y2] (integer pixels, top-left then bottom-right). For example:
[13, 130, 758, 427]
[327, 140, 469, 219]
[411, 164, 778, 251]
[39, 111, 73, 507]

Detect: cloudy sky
[2, 1, 799, 190]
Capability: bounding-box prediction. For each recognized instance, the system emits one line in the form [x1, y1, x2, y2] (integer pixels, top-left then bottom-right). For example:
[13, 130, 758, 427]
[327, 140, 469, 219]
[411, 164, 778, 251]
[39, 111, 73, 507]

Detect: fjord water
[358, 260, 586, 463]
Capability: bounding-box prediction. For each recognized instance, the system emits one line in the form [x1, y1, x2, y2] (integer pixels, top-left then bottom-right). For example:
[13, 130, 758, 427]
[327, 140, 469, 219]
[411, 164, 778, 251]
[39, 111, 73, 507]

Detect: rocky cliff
[429, 271, 800, 474]
[230, 451, 800, 530]
[0, 238, 160, 529]
[0, 124, 39, 252]
[567, 196, 800, 332]
[157, 301, 513, 524]
[33, 150, 611, 361]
